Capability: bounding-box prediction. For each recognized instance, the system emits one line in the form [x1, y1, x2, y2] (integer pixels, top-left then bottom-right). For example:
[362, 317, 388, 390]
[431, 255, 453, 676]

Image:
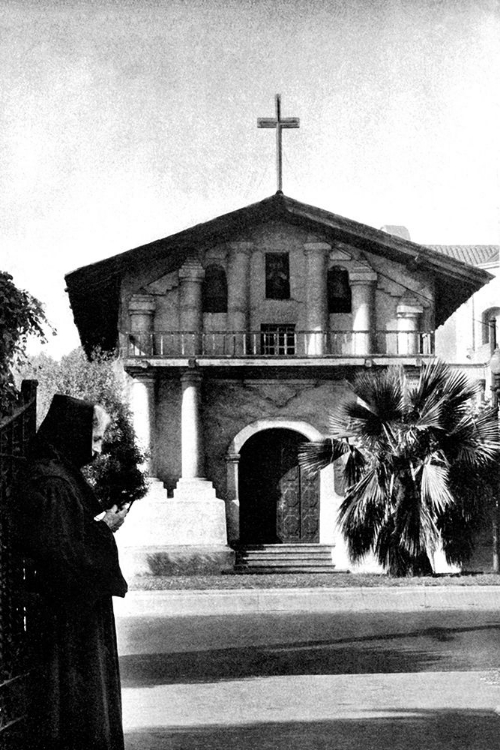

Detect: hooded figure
[16, 394, 128, 750]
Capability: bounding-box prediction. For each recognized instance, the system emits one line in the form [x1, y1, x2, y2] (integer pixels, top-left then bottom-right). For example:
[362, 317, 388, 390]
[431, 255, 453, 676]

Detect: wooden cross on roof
[257, 94, 300, 193]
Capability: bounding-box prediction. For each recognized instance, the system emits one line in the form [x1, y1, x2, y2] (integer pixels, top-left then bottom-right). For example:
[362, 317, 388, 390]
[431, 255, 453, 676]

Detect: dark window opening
[203, 264, 228, 313]
[328, 266, 351, 313]
[261, 324, 296, 355]
[482, 307, 500, 345]
[265, 253, 290, 299]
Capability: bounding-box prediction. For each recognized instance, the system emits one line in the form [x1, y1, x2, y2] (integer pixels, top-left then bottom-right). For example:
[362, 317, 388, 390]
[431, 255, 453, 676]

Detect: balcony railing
[121, 330, 435, 359]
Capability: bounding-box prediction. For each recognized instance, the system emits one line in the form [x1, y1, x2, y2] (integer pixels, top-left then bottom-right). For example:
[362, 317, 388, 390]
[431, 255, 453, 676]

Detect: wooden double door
[239, 428, 320, 544]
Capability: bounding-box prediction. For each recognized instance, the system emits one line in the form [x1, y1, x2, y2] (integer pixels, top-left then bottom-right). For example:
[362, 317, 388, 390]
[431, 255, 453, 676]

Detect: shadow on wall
[125, 710, 500, 750]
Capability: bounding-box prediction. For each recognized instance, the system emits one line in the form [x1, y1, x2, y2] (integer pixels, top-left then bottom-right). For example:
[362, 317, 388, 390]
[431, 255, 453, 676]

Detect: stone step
[236, 545, 334, 557]
[233, 565, 340, 574]
[234, 544, 337, 574]
[236, 552, 333, 562]
[239, 543, 333, 552]
[237, 558, 333, 566]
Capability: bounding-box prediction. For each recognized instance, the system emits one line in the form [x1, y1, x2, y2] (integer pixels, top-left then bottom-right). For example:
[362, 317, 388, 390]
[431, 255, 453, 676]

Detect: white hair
[93, 404, 111, 432]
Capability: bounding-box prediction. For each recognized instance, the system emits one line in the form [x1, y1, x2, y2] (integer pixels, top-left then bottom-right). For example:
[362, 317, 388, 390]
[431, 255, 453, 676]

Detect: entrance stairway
[234, 544, 339, 574]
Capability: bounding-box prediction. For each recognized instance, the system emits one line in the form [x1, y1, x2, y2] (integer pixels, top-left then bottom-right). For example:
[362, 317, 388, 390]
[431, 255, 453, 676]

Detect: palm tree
[299, 361, 500, 576]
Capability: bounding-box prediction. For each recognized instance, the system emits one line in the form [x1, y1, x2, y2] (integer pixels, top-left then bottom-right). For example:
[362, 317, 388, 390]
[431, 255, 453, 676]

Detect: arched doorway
[238, 428, 320, 545]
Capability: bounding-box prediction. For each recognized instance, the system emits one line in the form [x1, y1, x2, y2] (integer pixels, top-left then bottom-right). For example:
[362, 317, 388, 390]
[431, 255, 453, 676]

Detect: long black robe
[16, 395, 128, 750]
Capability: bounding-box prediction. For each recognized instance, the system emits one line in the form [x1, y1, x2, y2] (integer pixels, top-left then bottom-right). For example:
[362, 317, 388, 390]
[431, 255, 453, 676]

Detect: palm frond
[394, 489, 440, 558]
[328, 409, 354, 439]
[410, 359, 449, 407]
[342, 444, 367, 486]
[441, 368, 479, 407]
[350, 367, 406, 422]
[420, 462, 454, 515]
[472, 406, 500, 450]
[338, 467, 386, 561]
[411, 360, 477, 417]
[298, 438, 348, 474]
[446, 407, 500, 467]
[411, 397, 445, 431]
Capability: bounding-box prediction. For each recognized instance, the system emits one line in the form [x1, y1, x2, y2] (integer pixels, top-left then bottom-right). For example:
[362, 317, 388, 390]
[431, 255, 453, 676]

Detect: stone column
[304, 242, 329, 355]
[349, 264, 378, 356]
[227, 242, 252, 354]
[180, 370, 204, 479]
[130, 372, 156, 475]
[119, 370, 229, 579]
[178, 257, 205, 355]
[225, 452, 240, 543]
[128, 294, 156, 355]
[396, 296, 423, 355]
[173, 368, 218, 501]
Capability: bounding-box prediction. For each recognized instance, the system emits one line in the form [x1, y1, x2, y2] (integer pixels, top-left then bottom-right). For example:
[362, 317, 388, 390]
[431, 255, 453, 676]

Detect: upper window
[261, 324, 296, 355]
[482, 307, 500, 345]
[202, 264, 227, 313]
[265, 253, 290, 299]
[327, 266, 351, 313]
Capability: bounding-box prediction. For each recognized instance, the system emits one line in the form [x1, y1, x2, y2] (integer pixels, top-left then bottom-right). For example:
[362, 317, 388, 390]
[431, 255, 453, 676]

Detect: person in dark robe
[15, 394, 129, 750]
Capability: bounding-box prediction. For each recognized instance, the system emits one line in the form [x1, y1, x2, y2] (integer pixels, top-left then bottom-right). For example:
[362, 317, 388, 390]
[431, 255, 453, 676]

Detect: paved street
[116, 607, 500, 749]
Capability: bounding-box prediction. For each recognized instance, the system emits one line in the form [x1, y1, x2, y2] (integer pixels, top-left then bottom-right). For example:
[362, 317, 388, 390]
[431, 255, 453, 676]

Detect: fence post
[0, 380, 38, 748]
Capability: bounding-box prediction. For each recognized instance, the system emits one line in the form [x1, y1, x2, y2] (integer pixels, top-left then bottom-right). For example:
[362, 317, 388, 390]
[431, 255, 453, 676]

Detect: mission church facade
[65, 191, 492, 575]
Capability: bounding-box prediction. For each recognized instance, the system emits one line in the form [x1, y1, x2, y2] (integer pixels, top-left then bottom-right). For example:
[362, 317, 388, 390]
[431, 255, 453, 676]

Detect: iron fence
[0, 381, 37, 749]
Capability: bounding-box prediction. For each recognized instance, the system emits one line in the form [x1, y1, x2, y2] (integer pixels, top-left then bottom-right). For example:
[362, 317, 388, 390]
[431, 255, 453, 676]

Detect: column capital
[179, 258, 205, 282]
[397, 295, 424, 318]
[225, 452, 240, 464]
[303, 241, 331, 255]
[181, 369, 203, 385]
[349, 263, 378, 285]
[228, 241, 254, 255]
[130, 370, 156, 385]
[128, 293, 156, 315]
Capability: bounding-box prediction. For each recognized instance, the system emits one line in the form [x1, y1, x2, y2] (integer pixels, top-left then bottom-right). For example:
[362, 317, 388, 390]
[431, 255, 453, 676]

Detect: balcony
[121, 330, 435, 361]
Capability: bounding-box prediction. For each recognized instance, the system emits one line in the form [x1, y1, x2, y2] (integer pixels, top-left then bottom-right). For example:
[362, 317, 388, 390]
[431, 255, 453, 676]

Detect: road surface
[116, 608, 500, 749]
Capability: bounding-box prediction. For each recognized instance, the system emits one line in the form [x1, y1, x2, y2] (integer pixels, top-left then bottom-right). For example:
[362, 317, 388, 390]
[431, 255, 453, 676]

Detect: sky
[2, 0, 500, 358]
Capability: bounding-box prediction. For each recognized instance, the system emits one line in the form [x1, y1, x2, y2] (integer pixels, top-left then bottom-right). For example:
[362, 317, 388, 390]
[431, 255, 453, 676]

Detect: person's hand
[101, 504, 128, 533]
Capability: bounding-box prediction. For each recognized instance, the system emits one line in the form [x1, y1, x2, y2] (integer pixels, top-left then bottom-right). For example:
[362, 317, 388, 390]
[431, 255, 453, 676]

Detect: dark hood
[31, 394, 95, 468]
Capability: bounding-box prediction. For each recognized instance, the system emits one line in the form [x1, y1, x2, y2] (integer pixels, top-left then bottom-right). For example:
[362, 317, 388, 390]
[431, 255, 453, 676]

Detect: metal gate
[0, 381, 37, 749]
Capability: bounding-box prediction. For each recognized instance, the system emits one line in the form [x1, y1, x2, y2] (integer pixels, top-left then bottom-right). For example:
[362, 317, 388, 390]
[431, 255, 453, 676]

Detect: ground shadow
[120, 622, 500, 687]
[125, 709, 500, 750]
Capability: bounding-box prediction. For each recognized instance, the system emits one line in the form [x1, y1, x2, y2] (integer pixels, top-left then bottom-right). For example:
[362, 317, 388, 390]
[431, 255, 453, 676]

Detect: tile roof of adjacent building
[427, 245, 499, 267]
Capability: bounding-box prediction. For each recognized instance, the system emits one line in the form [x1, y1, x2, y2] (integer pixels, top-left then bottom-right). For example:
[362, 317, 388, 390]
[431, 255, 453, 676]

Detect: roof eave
[65, 192, 494, 352]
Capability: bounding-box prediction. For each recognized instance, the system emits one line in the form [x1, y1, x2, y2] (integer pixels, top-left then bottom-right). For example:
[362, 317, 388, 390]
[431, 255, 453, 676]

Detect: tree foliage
[299, 361, 500, 576]
[0, 272, 49, 416]
[19, 347, 148, 509]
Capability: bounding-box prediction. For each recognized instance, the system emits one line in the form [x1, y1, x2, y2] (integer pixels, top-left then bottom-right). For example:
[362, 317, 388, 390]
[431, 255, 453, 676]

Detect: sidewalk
[114, 584, 500, 618]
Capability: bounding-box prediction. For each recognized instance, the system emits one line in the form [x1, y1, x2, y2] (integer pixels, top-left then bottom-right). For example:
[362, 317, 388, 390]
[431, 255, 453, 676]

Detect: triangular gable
[65, 192, 493, 355]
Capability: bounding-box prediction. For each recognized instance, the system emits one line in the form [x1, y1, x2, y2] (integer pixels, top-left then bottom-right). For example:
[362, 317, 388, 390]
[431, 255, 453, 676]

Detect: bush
[0, 272, 49, 417]
[19, 347, 148, 509]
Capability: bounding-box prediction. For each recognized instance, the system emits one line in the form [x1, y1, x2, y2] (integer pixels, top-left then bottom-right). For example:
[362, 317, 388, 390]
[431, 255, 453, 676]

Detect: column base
[118, 545, 235, 578]
[173, 476, 218, 501]
[116, 477, 229, 578]
[171, 477, 227, 544]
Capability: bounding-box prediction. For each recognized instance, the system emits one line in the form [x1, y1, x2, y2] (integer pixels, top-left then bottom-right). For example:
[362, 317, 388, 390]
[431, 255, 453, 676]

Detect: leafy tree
[19, 347, 148, 509]
[0, 272, 49, 416]
[299, 361, 500, 576]
[85, 407, 147, 510]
